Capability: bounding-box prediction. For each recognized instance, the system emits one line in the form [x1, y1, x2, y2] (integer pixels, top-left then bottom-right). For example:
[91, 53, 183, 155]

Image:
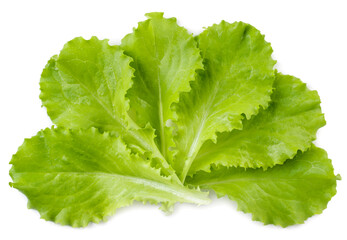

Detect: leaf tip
[145, 12, 164, 19]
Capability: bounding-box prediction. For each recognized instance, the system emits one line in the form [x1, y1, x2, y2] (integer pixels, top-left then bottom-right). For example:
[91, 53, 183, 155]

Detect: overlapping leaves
[10, 13, 339, 228]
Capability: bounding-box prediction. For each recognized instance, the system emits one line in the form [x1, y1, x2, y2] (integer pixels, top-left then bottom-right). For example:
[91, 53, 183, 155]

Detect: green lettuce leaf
[121, 12, 203, 159]
[173, 21, 276, 181]
[40, 37, 133, 133]
[190, 73, 326, 174]
[39, 36, 180, 183]
[187, 146, 340, 227]
[10, 127, 210, 227]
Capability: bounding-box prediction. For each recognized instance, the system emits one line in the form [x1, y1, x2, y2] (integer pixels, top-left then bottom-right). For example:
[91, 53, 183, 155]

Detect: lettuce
[9, 12, 339, 228]
[190, 73, 326, 174]
[121, 12, 203, 160]
[187, 146, 339, 227]
[172, 21, 276, 181]
[10, 127, 209, 227]
[39, 36, 180, 182]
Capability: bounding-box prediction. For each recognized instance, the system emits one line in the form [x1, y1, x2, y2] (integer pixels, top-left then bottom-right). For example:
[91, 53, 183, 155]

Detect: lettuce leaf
[187, 146, 340, 227]
[40, 37, 133, 133]
[190, 73, 326, 174]
[39, 36, 180, 183]
[10, 127, 210, 227]
[172, 21, 276, 181]
[121, 12, 203, 159]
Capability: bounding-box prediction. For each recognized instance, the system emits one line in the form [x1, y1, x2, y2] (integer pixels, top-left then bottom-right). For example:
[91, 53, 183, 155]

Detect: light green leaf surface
[121, 12, 203, 159]
[191, 73, 326, 174]
[188, 146, 339, 227]
[10, 128, 210, 227]
[39, 36, 180, 183]
[173, 21, 276, 181]
[40, 37, 133, 133]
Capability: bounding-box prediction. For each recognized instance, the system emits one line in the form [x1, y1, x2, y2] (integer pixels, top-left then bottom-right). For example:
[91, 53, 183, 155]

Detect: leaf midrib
[150, 22, 167, 159]
[15, 171, 175, 193]
[14, 171, 209, 204]
[180, 78, 219, 182]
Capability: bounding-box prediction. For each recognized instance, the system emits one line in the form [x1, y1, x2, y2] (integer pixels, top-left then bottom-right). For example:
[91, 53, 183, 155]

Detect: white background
[1, 0, 346, 239]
